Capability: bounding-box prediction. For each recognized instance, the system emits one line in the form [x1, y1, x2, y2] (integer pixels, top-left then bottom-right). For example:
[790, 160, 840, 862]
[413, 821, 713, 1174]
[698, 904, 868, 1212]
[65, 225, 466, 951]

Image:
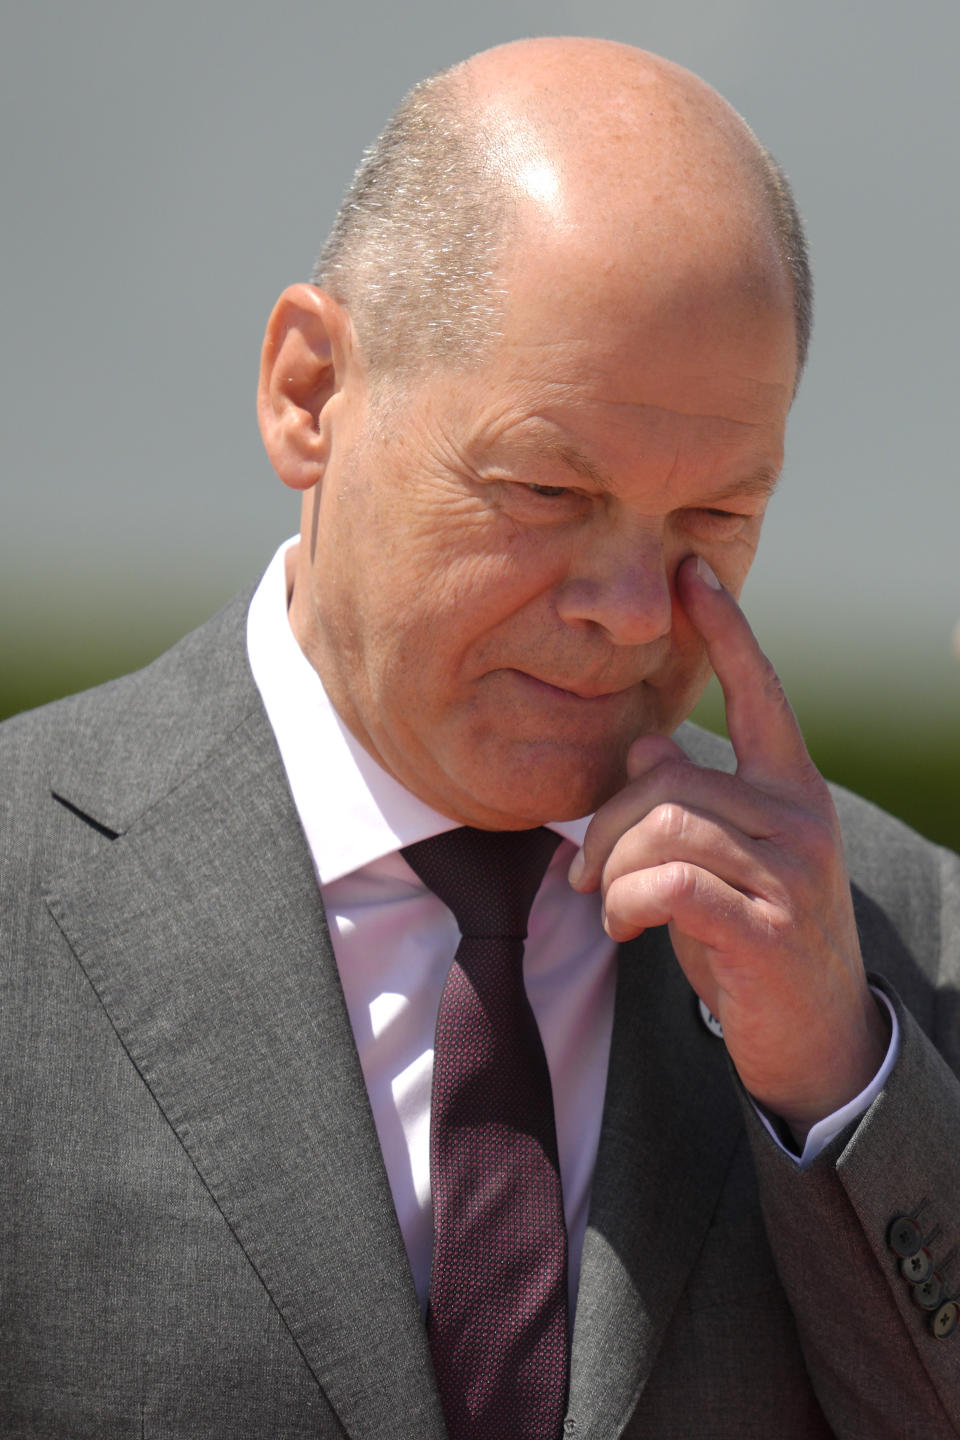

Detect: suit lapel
[47, 703, 447, 1440]
[568, 925, 743, 1438]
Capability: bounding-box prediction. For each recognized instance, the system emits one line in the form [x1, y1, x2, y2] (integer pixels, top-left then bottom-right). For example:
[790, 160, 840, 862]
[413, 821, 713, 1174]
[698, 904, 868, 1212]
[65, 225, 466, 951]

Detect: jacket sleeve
[744, 840, 960, 1438]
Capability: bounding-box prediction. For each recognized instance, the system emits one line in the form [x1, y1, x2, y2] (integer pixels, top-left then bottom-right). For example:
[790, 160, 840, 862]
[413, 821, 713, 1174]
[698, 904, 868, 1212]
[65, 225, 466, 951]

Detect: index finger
[676, 555, 817, 794]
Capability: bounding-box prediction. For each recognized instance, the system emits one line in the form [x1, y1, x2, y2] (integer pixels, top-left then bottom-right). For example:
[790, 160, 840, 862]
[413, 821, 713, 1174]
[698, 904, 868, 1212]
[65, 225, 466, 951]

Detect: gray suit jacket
[3, 591, 960, 1438]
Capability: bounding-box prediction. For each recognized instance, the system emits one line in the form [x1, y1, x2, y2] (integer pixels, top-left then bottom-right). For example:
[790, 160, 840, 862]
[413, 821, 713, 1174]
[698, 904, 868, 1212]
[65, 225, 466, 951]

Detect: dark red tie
[401, 826, 569, 1440]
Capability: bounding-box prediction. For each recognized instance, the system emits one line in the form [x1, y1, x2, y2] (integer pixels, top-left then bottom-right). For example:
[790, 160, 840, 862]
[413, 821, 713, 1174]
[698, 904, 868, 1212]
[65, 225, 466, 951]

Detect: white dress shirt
[246, 538, 898, 1315]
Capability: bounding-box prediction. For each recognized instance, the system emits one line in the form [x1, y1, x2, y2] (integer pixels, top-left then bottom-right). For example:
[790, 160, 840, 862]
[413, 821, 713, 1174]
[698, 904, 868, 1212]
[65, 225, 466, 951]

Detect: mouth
[509, 670, 637, 703]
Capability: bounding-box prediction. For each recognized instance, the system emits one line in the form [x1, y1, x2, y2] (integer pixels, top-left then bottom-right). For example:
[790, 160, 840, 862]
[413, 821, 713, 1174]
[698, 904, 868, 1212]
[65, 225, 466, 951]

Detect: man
[2, 35, 959, 1439]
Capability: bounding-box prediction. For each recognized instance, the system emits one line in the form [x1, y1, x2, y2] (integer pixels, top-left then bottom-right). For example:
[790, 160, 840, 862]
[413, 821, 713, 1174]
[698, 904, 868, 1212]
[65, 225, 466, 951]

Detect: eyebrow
[547, 440, 614, 489]
[526, 438, 782, 503]
[701, 466, 783, 503]
[494, 435, 615, 490]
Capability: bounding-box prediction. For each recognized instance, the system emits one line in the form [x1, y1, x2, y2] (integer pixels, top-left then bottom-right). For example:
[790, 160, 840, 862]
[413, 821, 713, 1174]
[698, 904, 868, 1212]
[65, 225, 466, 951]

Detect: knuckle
[761, 901, 795, 941]
[752, 906, 790, 954]
[657, 859, 698, 903]
[651, 801, 687, 844]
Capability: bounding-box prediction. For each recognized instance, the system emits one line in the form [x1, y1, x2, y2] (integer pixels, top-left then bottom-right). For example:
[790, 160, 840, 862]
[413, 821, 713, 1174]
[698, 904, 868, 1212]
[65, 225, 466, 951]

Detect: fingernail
[696, 556, 722, 590]
[568, 849, 586, 889]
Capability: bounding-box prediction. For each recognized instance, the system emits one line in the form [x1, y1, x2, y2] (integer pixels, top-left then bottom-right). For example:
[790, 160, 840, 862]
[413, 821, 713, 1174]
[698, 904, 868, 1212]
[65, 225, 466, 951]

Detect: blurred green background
[692, 671, 960, 854]
[3, 588, 957, 853]
[3, 0, 958, 855]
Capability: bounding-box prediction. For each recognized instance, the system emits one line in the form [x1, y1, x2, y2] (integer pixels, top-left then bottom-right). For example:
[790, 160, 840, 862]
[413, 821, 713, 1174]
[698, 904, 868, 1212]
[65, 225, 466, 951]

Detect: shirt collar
[246, 538, 592, 884]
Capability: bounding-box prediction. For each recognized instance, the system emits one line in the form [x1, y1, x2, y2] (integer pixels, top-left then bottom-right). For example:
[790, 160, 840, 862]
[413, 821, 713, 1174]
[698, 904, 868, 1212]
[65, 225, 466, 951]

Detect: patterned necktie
[401, 825, 568, 1440]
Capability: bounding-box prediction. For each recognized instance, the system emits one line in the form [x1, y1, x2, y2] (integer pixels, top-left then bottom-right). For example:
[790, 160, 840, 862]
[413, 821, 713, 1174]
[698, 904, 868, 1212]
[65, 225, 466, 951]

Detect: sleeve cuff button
[932, 1301, 959, 1340]
[912, 1274, 944, 1312]
[900, 1248, 933, 1285]
[887, 1216, 923, 1259]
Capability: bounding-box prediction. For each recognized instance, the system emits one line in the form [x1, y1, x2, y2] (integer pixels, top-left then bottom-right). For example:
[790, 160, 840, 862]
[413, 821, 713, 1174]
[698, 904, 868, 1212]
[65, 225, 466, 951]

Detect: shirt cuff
[751, 986, 900, 1168]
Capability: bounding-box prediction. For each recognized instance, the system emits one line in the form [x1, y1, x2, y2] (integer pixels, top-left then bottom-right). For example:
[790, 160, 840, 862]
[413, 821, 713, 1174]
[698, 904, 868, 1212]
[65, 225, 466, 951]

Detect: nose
[554, 529, 674, 646]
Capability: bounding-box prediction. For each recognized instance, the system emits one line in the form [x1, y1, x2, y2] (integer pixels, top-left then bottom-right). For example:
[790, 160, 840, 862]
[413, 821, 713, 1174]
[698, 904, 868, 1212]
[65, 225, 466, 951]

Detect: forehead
[444, 293, 796, 504]
[489, 155, 798, 399]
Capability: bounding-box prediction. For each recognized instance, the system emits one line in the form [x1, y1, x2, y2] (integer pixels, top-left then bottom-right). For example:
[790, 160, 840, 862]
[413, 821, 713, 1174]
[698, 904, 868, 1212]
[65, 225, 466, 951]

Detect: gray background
[2, 0, 958, 718]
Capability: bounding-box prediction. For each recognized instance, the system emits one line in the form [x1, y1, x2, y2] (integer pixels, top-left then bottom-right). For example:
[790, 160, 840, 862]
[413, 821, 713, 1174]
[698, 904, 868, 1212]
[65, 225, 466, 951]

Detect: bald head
[313, 38, 810, 384]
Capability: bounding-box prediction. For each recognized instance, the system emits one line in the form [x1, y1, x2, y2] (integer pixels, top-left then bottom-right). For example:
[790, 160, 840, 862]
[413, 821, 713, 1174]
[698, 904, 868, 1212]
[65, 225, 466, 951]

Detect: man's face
[291, 262, 796, 828]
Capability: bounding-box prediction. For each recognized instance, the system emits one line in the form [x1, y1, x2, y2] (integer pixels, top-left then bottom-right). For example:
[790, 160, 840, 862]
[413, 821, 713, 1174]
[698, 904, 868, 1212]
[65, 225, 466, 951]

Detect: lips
[511, 670, 638, 701]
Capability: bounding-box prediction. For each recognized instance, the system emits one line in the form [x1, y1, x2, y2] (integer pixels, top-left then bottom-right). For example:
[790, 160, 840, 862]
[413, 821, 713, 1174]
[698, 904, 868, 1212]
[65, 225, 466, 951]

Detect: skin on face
[285, 269, 795, 828]
[265, 38, 797, 828]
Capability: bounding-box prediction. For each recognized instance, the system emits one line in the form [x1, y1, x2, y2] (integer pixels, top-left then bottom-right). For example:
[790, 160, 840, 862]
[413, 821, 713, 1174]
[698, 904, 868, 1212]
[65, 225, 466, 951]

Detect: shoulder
[0, 587, 260, 880]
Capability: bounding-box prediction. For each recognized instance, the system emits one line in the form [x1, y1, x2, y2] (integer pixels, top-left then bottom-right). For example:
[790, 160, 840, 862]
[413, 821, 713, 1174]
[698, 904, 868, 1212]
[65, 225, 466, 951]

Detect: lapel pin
[698, 998, 724, 1039]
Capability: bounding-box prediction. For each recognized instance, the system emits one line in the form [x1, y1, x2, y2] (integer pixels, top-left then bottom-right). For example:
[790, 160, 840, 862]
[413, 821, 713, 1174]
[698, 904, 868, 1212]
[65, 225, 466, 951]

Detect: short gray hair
[313, 67, 813, 382]
[313, 69, 509, 377]
[754, 149, 813, 378]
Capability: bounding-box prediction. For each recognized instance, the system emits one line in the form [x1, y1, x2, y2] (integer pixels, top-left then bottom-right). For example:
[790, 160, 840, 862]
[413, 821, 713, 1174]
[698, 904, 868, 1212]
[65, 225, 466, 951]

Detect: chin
[462, 744, 629, 827]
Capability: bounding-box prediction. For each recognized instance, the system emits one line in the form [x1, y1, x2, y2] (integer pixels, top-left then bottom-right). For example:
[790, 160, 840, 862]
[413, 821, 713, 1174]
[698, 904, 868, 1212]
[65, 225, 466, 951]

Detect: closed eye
[495, 478, 589, 522]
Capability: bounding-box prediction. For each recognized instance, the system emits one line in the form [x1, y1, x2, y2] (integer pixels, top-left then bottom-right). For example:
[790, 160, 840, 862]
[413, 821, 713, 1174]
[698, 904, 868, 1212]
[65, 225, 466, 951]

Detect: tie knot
[401, 826, 562, 939]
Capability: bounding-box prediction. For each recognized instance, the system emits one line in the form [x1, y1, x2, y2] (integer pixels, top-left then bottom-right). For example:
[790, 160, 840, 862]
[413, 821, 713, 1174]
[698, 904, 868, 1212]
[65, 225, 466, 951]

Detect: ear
[257, 282, 355, 492]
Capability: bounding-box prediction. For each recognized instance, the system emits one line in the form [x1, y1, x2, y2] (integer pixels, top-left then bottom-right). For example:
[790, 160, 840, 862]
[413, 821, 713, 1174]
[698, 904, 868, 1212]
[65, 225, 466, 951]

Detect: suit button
[912, 1274, 943, 1311]
[888, 1216, 923, 1258]
[932, 1302, 959, 1340]
[901, 1248, 933, 1285]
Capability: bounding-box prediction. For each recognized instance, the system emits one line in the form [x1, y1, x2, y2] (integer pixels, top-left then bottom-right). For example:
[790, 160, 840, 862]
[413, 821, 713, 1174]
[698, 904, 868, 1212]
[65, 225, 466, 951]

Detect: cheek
[404, 520, 565, 633]
[361, 549, 539, 691]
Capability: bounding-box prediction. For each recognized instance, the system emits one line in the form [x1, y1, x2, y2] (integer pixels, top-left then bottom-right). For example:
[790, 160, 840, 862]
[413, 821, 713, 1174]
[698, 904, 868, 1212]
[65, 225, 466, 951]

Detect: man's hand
[569, 555, 889, 1142]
